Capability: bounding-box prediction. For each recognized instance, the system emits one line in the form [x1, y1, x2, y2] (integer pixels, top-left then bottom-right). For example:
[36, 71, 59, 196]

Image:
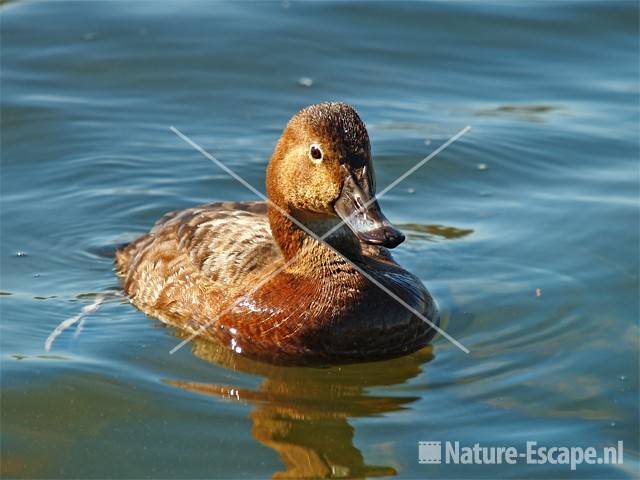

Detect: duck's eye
[309, 144, 323, 164]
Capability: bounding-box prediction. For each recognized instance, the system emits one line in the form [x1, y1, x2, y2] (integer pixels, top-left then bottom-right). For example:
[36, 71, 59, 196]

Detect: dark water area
[1, 1, 638, 478]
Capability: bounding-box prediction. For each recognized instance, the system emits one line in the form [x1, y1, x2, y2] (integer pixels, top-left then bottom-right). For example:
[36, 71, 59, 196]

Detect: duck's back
[115, 201, 283, 327]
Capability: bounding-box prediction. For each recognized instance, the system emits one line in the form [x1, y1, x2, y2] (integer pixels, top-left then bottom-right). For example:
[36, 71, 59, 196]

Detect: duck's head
[266, 102, 404, 255]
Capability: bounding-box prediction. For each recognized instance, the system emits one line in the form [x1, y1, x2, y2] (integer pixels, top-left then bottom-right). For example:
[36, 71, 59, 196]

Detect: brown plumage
[116, 102, 438, 364]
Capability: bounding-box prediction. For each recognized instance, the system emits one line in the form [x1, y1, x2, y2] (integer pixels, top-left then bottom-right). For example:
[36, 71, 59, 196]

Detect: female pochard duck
[116, 102, 439, 364]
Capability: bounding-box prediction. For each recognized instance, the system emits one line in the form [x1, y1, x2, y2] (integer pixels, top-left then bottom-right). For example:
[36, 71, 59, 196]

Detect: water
[1, 1, 638, 478]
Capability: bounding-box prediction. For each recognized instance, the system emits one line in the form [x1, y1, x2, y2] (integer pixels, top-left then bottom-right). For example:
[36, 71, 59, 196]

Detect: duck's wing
[117, 201, 283, 295]
[170, 201, 283, 286]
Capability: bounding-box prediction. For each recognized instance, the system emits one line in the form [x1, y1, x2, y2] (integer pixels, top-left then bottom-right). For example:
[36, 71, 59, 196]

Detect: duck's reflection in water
[166, 337, 434, 479]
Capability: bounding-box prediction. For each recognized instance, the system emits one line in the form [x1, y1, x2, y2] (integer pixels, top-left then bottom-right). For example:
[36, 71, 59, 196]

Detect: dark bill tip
[356, 226, 405, 249]
[334, 168, 406, 250]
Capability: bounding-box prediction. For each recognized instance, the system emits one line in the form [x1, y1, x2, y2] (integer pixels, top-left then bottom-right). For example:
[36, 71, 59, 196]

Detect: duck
[116, 102, 439, 364]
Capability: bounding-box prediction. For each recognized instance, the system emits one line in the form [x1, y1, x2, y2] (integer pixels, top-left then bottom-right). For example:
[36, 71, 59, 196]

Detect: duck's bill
[334, 172, 405, 249]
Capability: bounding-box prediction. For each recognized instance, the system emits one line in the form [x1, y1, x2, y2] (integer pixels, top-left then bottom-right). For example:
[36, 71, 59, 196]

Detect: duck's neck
[267, 205, 363, 265]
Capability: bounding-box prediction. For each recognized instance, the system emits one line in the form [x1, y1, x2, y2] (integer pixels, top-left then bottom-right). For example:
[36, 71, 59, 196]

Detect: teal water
[1, 1, 638, 478]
